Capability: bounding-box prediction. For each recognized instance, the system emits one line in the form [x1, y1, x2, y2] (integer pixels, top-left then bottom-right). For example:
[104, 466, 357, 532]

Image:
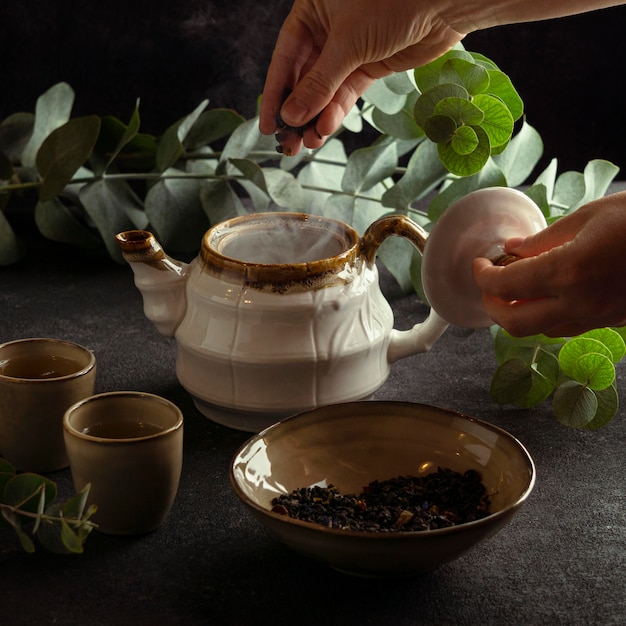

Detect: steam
[219, 217, 349, 265]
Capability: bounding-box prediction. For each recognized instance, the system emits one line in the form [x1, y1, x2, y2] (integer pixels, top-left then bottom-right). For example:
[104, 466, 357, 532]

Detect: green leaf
[413, 83, 469, 128]
[21, 82, 75, 168]
[220, 116, 275, 162]
[577, 159, 620, 209]
[371, 94, 424, 140]
[34, 197, 102, 250]
[553, 171, 585, 213]
[490, 358, 532, 405]
[485, 70, 524, 121]
[36, 116, 102, 202]
[434, 97, 484, 127]
[582, 328, 626, 363]
[99, 102, 142, 174]
[95, 115, 157, 172]
[492, 121, 544, 187]
[145, 170, 208, 253]
[559, 337, 613, 377]
[471, 93, 514, 149]
[264, 168, 307, 210]
[437, 125, 490, 177]
[156, 99, 209, 171]
[493, 328, 564, 363]
[451, 125, 479, 155]
[570, 352, 615, 390]
[552, 380, 598, 428]
[381, 140, 447, 211]
[583, 384, 619, 430]
[0, 458, 15, 474]
[184, 108, 245, 150]
[362, 79, 408, 115]
[342, 142, 397, 193]
[0, 112, 35, 161]
[229, 157, 268, 192]
[0, 210, 25, 266]
[37, 510, 86, 554]
[3, 473, 57, 513]
[424, 115, 457, 144]
[79, 179, 143, 262]
[440, 58, 490, 96]
[199, 179, 247, 225]
[413, 49, 473, 92]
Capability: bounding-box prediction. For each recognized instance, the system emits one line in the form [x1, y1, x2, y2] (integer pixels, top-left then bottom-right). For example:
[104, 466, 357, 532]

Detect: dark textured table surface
[1, 205, 625, 626]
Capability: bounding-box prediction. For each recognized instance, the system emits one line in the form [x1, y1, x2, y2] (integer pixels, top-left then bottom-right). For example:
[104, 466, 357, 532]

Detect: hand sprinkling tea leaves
[274, 89, 321, 156]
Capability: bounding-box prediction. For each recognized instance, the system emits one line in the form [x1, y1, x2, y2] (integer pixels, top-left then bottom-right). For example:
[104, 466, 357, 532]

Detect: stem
[0, 503, 97, 530]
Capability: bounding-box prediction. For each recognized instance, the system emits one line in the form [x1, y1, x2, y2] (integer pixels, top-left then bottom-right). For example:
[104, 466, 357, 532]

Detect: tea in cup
[0, 337, 96, 472]
[63, 391, 184, 535]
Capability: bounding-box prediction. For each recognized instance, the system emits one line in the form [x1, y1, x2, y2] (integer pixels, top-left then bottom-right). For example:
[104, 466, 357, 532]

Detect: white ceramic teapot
[116, 187, 546, 431]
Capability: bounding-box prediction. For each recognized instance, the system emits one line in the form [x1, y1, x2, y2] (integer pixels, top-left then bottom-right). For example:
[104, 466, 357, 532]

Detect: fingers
[259, 20, 315, 136]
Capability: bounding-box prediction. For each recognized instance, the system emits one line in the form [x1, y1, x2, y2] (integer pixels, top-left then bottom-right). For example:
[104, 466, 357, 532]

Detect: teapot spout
[115, 230, 189, 337]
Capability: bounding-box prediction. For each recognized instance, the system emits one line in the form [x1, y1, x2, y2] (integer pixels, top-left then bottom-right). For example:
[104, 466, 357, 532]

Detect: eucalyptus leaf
[570, 352, 615, 391]
[21, 82, 75, 168]
[578, 159, 620, 208]
[558, 337, 613, 377]
[36, 116, 102, 202]
[413, 49, 473, 92]
[145, 170, 208, 252]
[100, 102, 142, 174]
[0, 112, 35, 161]
[583, 328, 626, 363]
[342, 142, 397, 193]
[552, 380, 598, 428]
[184, 108, 245, 150]
[362, 79, 408, 115]
[263, 168, 307, 210]
[440, 58, 490, 96]
[451, 125, 479, 155]
[553, 171, 586, 212]
[3, 474, 57, 514]
[156, 99, 209, 171]
[35, 197, 102, 250]
[371, 94, 424, 140]
[229, 157, 268, 192]
[434, 97, 484, 127]
[490, 358, 533, 405]
[199, 179, 247, 225]
[413, 83, 469, 128]
[437, 125, 490, 177]
[471, 93, 514, 149]
[485, 70, 524, 121]
[80, 179, 143, 262]
[492, 121, 544, 187]
[583, 384, 619, 430]
[221, 116, 275, 162]
[424, 115, 457, 144]
[381, 140, 447, 211]
[0, 210, 25, 265]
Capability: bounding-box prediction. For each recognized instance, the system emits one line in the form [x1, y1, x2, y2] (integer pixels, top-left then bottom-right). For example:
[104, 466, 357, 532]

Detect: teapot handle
[360, 215, 450, 364]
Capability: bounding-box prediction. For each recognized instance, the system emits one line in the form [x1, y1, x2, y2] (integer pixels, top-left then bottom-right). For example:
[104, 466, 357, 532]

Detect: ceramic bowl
[230, 401, 535, 578]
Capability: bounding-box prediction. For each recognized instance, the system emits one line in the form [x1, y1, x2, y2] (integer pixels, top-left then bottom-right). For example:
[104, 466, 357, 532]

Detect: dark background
[0, 1, 624, 176]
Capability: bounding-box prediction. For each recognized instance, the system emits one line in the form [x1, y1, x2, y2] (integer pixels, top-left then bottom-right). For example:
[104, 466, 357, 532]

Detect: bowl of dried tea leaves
[230, 401, 535, 577]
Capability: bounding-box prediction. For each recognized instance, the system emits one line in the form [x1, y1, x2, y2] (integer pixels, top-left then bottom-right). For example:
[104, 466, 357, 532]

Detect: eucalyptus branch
[0, 47, 620, 430]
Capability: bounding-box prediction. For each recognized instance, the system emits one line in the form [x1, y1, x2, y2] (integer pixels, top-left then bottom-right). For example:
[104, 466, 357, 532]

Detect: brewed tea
[82, 420, 164, 439]
[0, 354, 84, 379]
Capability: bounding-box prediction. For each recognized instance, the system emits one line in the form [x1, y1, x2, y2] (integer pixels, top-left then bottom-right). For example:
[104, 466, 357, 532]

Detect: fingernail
[282, 98, 310, 126]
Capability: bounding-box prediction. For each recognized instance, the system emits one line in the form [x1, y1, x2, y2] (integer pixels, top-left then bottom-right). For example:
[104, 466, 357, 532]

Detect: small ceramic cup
[0, 337, 97, 473]
[63, 391, 184, 535]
